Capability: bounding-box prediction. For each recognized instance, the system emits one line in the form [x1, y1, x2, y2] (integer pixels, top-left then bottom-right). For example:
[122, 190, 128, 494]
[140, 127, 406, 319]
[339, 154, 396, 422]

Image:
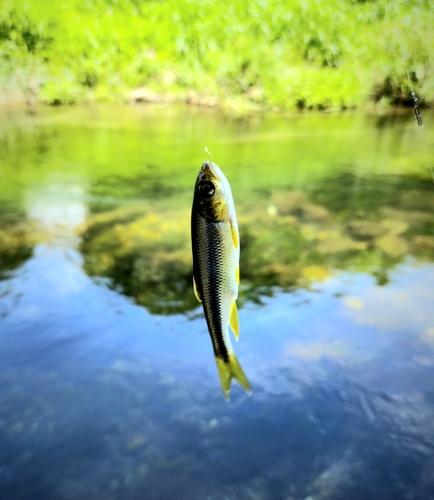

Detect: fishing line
[387, 0, 422, 126]
[192, 4, 213, 161]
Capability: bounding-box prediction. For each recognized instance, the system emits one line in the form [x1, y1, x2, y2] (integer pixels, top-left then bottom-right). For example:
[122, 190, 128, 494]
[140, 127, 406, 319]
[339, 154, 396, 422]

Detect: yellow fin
[235, 266, 240, 285]
[229, 301, 239, 341]
[230, 219, 239, 249]
[215, 355, 251, 401]
[193, 277, 201, 302]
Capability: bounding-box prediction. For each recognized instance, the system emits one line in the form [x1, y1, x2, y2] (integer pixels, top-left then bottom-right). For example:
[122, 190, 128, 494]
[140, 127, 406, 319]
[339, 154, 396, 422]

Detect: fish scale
[193, 215, 234, 362]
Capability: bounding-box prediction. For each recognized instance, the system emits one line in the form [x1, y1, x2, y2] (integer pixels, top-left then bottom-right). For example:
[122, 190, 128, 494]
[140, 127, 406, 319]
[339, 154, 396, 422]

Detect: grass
[0, 0, 433, 110]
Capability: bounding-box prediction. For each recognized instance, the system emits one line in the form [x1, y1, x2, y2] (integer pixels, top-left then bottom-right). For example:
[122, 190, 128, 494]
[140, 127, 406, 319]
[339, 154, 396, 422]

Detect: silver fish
[191, 161, 251, 400]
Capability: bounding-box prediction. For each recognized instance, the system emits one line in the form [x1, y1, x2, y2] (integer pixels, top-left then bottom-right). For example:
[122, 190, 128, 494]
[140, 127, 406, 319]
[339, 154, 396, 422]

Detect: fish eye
[198, 181, 215, 198]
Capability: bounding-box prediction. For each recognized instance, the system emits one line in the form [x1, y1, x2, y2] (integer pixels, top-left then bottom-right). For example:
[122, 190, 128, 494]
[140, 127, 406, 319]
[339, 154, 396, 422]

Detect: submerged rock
[273, 191, 307, 215]
[399, 190, 434, 211]
[379, 219, 409, 236]
[302, 203, 331, 223]
[412, 235, 434, 250]
[375, 234, 409, 258]
[316, 229, 367, 254]
[381, 207, 434, 224]
[347, 220, 387, 240]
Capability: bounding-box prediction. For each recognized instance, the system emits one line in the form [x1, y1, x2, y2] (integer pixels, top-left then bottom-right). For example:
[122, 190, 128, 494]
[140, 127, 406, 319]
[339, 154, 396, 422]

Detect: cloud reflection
[25, 175, 88, 245]
[343, 263, 434, 334]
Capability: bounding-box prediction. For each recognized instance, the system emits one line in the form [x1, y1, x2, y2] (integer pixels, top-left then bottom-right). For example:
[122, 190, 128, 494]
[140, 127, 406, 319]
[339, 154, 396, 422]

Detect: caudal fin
[215, 355, 251, 401]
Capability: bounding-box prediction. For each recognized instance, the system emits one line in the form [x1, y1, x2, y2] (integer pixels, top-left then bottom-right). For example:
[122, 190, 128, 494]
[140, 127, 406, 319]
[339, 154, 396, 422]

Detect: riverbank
[1, 0, 433, 111]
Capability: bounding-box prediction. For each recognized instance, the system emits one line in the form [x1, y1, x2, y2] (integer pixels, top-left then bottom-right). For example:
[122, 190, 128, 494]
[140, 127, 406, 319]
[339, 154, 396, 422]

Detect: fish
[191, 161, 251, 400]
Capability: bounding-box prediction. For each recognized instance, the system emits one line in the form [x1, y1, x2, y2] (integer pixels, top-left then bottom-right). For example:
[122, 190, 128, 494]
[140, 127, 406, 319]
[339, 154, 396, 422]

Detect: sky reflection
[1, 240, 433, 500]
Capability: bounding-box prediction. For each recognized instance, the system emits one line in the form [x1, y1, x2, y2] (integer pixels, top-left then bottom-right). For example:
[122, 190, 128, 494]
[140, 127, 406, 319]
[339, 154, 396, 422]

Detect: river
[0, 104, 434, 500]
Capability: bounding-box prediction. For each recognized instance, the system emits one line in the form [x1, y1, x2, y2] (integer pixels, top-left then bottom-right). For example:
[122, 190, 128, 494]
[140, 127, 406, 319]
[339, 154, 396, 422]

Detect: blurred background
[1, 1, 434, 500]
[0, 0, 434, 109]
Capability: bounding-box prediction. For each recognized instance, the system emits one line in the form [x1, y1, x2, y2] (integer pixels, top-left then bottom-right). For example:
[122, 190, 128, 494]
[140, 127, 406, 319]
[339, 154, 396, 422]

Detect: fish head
[193, 161, 234, 222]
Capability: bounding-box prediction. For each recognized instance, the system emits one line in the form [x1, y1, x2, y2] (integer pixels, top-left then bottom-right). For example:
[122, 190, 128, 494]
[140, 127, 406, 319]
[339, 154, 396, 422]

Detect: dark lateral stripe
[205, 300, 229, 362]
[191, 211, 230, 362]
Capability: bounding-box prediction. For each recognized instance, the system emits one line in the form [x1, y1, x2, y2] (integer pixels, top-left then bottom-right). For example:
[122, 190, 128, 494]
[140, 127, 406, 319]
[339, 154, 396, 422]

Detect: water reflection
[25, 176, 88, 243]
[79, 171, 434, 313]
[0, 106, 434, 500]
[0, 206, 34, 279]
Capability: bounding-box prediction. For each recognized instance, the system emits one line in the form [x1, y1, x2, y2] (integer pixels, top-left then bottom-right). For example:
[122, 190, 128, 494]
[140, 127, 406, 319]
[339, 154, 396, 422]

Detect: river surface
[0, 104, 434, 500]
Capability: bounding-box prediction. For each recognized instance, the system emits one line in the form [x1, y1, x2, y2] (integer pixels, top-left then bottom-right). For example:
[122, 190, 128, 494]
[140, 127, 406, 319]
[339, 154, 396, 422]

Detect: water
[1, 104, 434, 500]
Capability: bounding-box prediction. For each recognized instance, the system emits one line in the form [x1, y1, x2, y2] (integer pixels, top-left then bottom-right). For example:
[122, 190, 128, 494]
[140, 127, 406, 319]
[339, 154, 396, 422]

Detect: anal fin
[229, 301, 239, 341]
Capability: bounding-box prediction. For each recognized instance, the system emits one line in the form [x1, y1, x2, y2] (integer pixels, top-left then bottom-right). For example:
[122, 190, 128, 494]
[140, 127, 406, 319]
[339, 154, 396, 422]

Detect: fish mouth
[200, 161, 222, 182]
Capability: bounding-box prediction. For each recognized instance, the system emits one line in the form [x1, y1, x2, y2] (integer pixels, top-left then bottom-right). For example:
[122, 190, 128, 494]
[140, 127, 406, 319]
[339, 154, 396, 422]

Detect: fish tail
[215, 354, 251, 401]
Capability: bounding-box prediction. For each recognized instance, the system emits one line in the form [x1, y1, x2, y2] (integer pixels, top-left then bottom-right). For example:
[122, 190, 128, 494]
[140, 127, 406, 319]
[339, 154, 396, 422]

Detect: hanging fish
[191, 161, 251, 400]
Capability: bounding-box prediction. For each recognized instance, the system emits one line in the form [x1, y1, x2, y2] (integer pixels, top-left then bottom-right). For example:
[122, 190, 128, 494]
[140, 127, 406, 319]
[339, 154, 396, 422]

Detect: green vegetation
[1, 0, 433, 109]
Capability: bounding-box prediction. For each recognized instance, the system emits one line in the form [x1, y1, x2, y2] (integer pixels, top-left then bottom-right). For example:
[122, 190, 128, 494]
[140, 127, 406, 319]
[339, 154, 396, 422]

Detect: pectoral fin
[193, 276, 201, 302]
[230, 219, 239, 249]
[229, 301, 239, 341]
